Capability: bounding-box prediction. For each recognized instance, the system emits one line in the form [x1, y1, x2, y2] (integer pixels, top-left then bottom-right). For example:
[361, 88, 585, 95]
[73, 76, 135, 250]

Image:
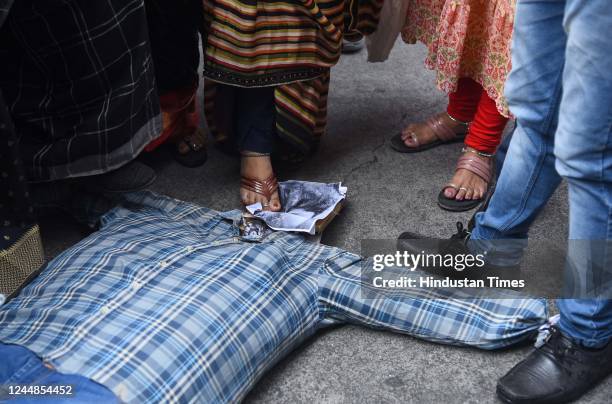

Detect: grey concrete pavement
[40, 42, 611, 403]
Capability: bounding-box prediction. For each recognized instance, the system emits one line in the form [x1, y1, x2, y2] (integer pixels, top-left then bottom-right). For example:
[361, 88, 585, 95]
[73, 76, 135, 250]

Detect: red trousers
[447, 78, 508, 154]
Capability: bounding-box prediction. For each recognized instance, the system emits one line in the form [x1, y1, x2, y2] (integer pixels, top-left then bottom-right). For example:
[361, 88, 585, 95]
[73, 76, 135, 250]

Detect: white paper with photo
[246, 181, 347, 234]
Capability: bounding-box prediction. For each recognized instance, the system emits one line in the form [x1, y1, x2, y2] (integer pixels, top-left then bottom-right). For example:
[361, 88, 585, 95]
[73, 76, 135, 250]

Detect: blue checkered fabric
[0, 193, 547, 403]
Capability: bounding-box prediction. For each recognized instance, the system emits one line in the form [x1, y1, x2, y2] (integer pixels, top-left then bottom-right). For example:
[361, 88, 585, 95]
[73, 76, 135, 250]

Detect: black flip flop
[437, 186, 484, 212]
[438, 179, 497, 212]
[437, 152, 496, 212]
[173, 129, 208, 168]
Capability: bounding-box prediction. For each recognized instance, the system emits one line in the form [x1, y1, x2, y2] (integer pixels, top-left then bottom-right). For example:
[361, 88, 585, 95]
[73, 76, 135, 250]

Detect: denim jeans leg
[553, 0, 612, 348]
[469, 0, 566, 263]
[0, 344, 118, 403]
[494, 125, 513, 178]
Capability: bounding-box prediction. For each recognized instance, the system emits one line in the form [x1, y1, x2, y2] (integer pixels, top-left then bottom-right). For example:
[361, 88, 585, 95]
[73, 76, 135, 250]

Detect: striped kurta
[203, 0, 383, 155]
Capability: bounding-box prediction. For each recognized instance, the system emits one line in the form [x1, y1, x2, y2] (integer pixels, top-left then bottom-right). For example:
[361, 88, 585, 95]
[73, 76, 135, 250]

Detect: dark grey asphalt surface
[40, 42, 611, 404]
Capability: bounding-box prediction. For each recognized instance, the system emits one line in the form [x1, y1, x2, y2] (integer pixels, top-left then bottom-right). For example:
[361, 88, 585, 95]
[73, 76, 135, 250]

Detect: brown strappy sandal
[240, 174, 280, 209]
[390, 112, 469, 153]
[438, 148, 495, 212]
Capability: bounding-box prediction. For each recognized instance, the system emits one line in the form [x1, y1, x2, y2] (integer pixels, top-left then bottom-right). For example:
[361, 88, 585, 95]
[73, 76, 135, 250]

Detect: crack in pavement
[341, 133, 388, 184]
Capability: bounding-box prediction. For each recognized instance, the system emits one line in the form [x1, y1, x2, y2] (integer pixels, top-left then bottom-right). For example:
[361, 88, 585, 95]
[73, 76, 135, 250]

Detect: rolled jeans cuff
[467, 236, 527, 267]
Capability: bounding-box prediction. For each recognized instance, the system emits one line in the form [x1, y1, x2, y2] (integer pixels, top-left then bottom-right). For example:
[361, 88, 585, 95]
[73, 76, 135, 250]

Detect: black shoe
[74, 160, 157, 194]
[397, 222, 472, 278]
[397, 222, 520, 283]
[497, 326, 612, 403]
[398, 221, 471, 252]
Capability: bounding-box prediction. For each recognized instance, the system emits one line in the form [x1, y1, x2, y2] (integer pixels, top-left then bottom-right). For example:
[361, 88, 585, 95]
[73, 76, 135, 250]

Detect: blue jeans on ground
[0, 344, 117, 403]
[469, 0, 612, 348]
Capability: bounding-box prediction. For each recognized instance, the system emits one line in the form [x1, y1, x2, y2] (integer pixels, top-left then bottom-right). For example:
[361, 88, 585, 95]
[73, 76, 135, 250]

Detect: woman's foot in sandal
[240, 153, 282, 211]
[173, 128, 208, 168]
[391, 112, 469, 153]
[438, 147, 494, 212]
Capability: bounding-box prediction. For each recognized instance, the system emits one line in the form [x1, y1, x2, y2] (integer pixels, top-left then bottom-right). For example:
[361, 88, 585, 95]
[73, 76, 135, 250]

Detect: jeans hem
[558, 315, 612, 348]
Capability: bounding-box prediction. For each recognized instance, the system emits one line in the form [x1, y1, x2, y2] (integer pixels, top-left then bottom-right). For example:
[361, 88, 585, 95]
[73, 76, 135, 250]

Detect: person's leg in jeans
[553, 0, 612, 348]
[468, 0, 566, 262]
[233, 86, 282, 211]
[496, 1, 612, 403]
[0, 344, 119, 403]
[493, 123, 514, 178]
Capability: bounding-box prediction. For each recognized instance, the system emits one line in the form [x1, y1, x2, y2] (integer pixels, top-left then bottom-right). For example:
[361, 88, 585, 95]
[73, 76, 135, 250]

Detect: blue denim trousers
[470, 0, 612, 347]
[0, 344, 117, 403]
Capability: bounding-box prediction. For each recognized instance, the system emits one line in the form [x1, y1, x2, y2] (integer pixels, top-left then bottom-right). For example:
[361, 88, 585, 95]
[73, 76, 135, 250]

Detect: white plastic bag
[366, 0, 409, 62]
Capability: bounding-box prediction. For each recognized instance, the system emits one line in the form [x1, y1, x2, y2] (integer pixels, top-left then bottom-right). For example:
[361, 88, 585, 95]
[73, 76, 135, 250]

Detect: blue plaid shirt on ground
[0, 193, 547, 403]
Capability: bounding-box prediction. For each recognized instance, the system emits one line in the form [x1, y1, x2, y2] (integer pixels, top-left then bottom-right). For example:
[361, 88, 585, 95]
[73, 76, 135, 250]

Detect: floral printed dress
[402, 0, 516, 116]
